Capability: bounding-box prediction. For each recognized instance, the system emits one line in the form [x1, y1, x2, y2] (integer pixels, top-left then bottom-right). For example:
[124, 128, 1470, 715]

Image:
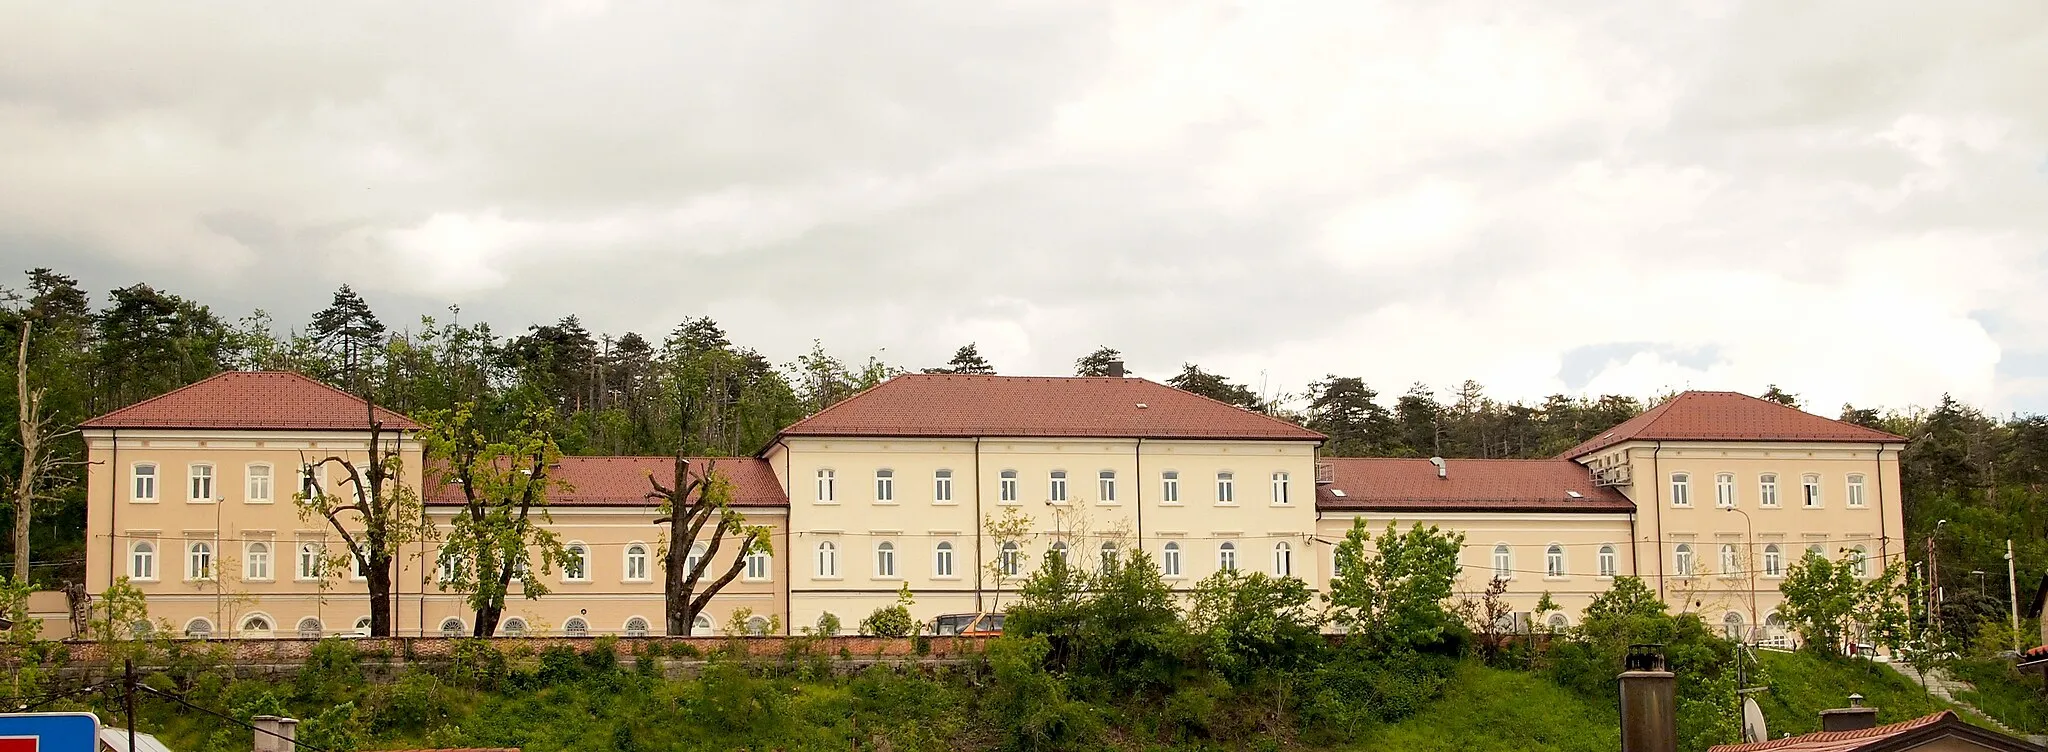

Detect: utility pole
[124, 658, 137, 752]
[2006, 539, 2021, 652]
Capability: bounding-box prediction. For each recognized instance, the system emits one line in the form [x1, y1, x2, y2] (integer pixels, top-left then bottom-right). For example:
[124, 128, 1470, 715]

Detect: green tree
[1186, 569, 1323, 681]
[1072, 346, 1123, 377]
[1306, 376, 1394, 456]
[294, 398, 435, 637]
[1760, 384, 1800, 407]
[1777, 550, 1865, 655]
[1325, 520, 1463, 651]
[647, 452, 772, 636]
[924, 343, 996, 375]
[307, 284, 387, 391]
[1165, 363, 1261, 411]
[421, 403, 571, 637]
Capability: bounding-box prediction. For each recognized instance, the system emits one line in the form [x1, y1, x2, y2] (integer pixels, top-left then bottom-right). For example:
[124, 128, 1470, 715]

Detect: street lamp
[1722, 506, 1758, 644]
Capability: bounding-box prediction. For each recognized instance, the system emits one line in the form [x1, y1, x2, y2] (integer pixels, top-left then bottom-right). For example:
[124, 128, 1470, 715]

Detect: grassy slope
[1751, 651, 1961, 737]
[1948, 657, 2048, 735]
[1346, 663, 1620, 752]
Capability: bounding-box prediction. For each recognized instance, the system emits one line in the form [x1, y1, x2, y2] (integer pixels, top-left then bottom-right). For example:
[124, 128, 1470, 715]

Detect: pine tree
[1760, 384, 1800, 407]
[307, 285, 387, 390]
[924, 343, 996, 375]
[1305, 376, 1391, 456]
[1165, 363, 1260, 410]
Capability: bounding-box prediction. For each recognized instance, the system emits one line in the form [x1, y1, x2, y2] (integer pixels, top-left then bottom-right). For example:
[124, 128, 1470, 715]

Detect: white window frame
[1048, 470, 1068, 503]
[1669, 473, 1691, 507]
[501, 617, 528, 637]
[563, 617, 589, 637]
[246, 463, 274, 503]
[685, 543, 707, 576]
[1597, 544, 1617, 578]
[1100, 541, 1119, 570]
[296, 541, 323, 581]
[188, 463, 216, 503]
[437, 551, 461, 583]
[624, 617, 650, 638]
[815, 541, 839, 579]
[1097, 470, 1117, 504]
[1763, 544, 1783, 578]
[1715, 473, 1735, 508]
[1215, 472, 1235, 505]
[239, 613, 273, 637]
[1492, 544, 1512, 580]
[745, 548, 771, 581]
[1160, 471, 1180, 504]
[563, 542, 590, 582]
[934, 541, 955, 578]
[1759, 474, 1780, 508]
[1846, 474, 1866, 508]
[184, 617, 214, 639]
[1802, 474, 1822, 508]
[245, 541, 272, 581]
[624, 543, 650, 582]
[350, 552, 368, 582]
[1271, 472, 1290, 505]
[1049, 541, 1069, 566]
[1162, 542, 1182, 578]
[1273, 541, 1291, 577]
[130, 540, 157, 581]
[999, 470, 1018, 503]
[1000, 541, 1021, 577]
[874, 469, 895, 503]
[1217, 541, 1237, 572]
[1849, 546, 1869, 578]
[131, 463, 158, 502]
[439, 617, 466, 638]
[933, 469, 954, 504]
[1545, 544, 1565, 579]
[187, 541, 215, 581]
[1674, 544, 1695, 578]
[1720, 544, 1740, 576]
[815, 469, 836, 503]
[297, 617, 323, 639]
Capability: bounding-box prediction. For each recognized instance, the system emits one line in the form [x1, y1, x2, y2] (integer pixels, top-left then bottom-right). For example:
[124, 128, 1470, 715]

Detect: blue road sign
[0, 712, 101, 752]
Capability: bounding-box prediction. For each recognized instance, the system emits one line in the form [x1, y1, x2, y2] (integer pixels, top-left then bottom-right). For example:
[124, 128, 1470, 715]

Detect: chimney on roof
[1107, 360, 1125, 378]
[1819, 695, 1878, 732]
[1619, 645, 1676, 752]
[253, 716, 282, 752]
[1429, 456, 1446, 480]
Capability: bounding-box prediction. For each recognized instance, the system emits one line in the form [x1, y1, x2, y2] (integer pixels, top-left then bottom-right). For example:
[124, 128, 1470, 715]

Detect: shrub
[814, 611, 842, 637]
[862, 605, 915, 638]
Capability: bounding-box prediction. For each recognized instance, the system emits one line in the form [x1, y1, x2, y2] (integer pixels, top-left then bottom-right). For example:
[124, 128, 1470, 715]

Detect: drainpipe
[1133, 438, 1143, 559]
[973, 437, 983, 613]
[108, 428, 119, 593]
[1873, 446, 1889, 569]
[780, 440, 793, 633]
[1652, 441, 1665, 601]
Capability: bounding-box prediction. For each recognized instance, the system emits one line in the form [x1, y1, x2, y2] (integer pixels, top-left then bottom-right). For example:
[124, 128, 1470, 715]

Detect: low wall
[55, 634, 995, 667]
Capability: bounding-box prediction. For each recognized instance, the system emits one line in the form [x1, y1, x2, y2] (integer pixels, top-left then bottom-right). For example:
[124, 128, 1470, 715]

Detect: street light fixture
[1722, 506, 1758, 644]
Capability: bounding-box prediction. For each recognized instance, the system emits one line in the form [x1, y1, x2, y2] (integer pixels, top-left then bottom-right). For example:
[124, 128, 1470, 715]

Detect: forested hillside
[0, 268, 2042, 641]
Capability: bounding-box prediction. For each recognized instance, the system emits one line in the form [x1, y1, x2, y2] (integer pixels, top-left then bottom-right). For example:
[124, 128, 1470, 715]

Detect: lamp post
[1723, 506, 1758, 644]
[1930, 519, 1948, 636]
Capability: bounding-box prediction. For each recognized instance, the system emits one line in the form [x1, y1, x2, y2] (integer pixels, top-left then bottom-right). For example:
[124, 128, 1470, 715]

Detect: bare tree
[10, 320, 79, 583]
[647, 450, 771, 635]
[294, 397, 434, 637]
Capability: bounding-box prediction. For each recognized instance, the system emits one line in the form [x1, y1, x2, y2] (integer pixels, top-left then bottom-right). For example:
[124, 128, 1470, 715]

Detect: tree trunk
[12, 319, 34, 584]
[367, 551, 394, 636]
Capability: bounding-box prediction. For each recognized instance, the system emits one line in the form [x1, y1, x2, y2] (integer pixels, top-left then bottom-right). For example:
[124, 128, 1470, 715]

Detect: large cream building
[82, 372, 1905, 644]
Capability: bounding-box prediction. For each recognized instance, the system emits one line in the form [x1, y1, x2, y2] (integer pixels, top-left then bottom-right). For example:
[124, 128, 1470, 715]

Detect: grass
[1750, 650, 1958, 737]
[1948, 657, 2048, 734]
[1346, 662, 1620, 752]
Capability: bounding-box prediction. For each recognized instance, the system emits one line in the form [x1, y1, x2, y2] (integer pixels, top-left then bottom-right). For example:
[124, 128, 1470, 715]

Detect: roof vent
[1566, 490, 1584, 499]
[1330, 489, 1347, 497]
[1429, 456, 1446, 479]
[1135, 403, 1148, 409]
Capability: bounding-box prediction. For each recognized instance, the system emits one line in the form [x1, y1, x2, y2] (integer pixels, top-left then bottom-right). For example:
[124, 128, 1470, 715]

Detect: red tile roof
[81, 371, 422, 431]
[1560, 391, 1906, 459]
[2021, 644, 2048, 663]
[1704, 711, 2023, 752]
[1314, 458, 1634, 514]
[774, 374, 1323, 442]
[424, 456, 787, 508]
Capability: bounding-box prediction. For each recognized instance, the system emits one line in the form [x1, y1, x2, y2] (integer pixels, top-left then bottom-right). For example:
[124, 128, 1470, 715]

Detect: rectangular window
[1802, 475, 1821, 507]
[1669, 473, 1690, 507]
[1759, 474, 1779, 507]
[1846, 474, 1866, 508]
[1715, 473, 1735, 508]
[816, 469, 836, 502]
[1271, 472, 1290, 505]
[1049, 471, 1068, 502]
[1097, 471, 1116, 503]
[933, 470, 954, 503]
[132, 465, 158, 501]
[1161, 471, 1179, 503]
[874, 469, 894, 502]
[189, 464, 215, 502]
[746, 551, 770, 581]
[247, 464, 273, 502]
[999, 471, 1018, 502]
[1216, 472, 1235, 504]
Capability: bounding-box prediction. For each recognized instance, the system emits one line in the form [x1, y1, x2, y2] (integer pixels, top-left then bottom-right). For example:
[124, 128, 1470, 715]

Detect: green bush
[861, 605, 915, 638]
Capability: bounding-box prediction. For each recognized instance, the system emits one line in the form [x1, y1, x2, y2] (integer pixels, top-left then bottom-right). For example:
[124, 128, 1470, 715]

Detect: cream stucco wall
[1313, 512, 1636, 630]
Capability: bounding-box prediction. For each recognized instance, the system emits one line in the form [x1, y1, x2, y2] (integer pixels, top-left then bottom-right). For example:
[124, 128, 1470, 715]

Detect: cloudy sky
[4, 1, 2046, 414]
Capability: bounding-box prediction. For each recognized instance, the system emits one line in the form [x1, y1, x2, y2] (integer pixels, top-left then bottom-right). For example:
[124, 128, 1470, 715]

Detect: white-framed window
[563, 617, 589, 637]
[1000, 541, 1021, 577]
[297, 617, 323, 639]
[1162, 542, 1181, 577]
[1271, 472, 1290, 505]
[746, 616, 769, 636]
[563, 542, 589, 581]
[187, 541, 214, 581]
[184, 618, 214, 639]
[999, 470, 1018, 502]
[934, 541, 955, 577]
[1849, 546, 1868, 578]
[1673, 544, 1695, 577]
[245, 463, 274, 503]
[934, 469, 954, 503]
[1846, 474, 1866, 508]
[1545, 544, 1565, 578]
[1806, 543, 1825, 560]
[1759, 474, 1780, 507]
[625, 543, 649, 581]
[1597, 544, 1617, 578]
[815, 469, 836, 502]
[130, 541, 156, 580]
[691, 615, 713, 637]
[188, 463, 216, 502]
[1802, 474, 1822, 507]
[624, 617, 650, 637]
[353, 616, 371, 636]
[1049, 541, 1069, 565]
[1492, 544, 1512, 580]
[1723, 612, 1744, 641]
[1048, 471, 1068, 502]
[131, 463, 158, 502]
[439, 617, 465, 637]
[299, 462, 327, 498]
[501, 618, 528, 637]
[1161, 471, 1180, 503]
[1669, 473, 1691, 507]
[686, 543, 707, 575]
[1273, 541, 1292, 577]
[815, 541, 839, 578]
[437, 551, 461, 583]
[1217, 541, 1237, 571]
[1216, 472, 1235, 504]
[1548, 613, 1570, 631]
[296, 542, 322, 580]
[350, 552, 368, 581]
[239, 615, 272, 637]
[1763, 544, 1783, 577]
[1097, 470, 1117, 503]
[1715, 473, 1735, 508]
[245, 541, 272, 581]
[746, 548, 771, 581]
[1100, 542, 1119, 570]
[1720, 544, 1740, 575]
[874, 469, 895, 503]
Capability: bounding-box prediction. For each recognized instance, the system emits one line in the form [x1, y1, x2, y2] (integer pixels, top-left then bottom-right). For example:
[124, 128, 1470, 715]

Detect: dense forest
[0, 268, 2042, 647]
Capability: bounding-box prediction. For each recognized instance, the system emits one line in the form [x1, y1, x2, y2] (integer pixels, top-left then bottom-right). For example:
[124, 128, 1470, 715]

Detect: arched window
[624, 617, 649, 637]
[1759, 474, 1780, 507]
[1162, 542, 1182, 577]
[188, 541, 214, 581]
[1100, 542, 1119, 570]
[130, 541, 156, 580]
[1764, 613, 1787, 648]
[875, 541, 897, 577]
[297, 617, 322, 639]
[1215, 472, 1235, 504]
[1720, 544, 1740, 575]
[353, 616, 372, 636]
[1547, 613, 1569, 631]
[1545, 544, 1565, 578]
[245, 542, 272, 580]
[502, 618, 528, 637]
[1846, 474, 1866, 507]
[1715, 473, 1736, 508]
[563, 617, 589, 637]
[1849, 546, 1868, 578]
[563, 542, 589, 581]
[874, 469, 895, 502]
[1217, 542, 1237, 572]
[745, 616, 769, 636]
[1492, 545, 1512, 580]
[933, 469, 954, 503]
[132, 463, 158, 501]
[1806, 543, 1825, 560]
[1669, 473, 1691, 507]
[999, 470, 1018, 502]
[1273, 541, 1292, 577]
[1049, 541, 1069, 565]
[691, 614, 713, 637]
[625, 543, 649, 581]
[1673, 544, 1695, 576]
[686, 543, 707, 575]
[1098, 470, 1117, 502]
[1763, 544, 1783, 577]
[297, 542, 322, 580]
[1802, 474, 1822, 507]
[1048, 470, 1068, 502]
[1000, 541, 1021, 577]
[1597, 544, 1617, 578]
[184, 618, 214, 639]
[1271, 471, 1290, 505]
[246, 463, 274, 502]
[1161, 471, 1180, 503]
[240, 614, 273, 637]
[934, 541, 955, 577]
[816, 468, 836, 502]
[816, 541, 839, 578]
[440, 617, 465, 637]
[1722, 612, 1745, 641]
[746, 548, 771, 581]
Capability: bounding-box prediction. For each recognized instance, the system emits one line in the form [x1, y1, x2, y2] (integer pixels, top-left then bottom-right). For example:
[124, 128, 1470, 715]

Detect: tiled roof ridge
[768, 373, 904, 444]
[1559, 391, 1906, 459]
[1705, 711, 1953, 752]
[82, 370, 251, 427]
[1129, 373, 1329, 438]
[81, 370, 422, 430]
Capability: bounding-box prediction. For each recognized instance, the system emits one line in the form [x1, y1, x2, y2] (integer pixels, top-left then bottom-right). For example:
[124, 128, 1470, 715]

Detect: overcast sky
[4, 1, 2046, 415]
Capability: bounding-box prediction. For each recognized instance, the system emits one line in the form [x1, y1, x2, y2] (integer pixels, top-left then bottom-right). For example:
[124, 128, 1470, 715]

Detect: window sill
[246, 500, 274, 505]
[813, 501, 840, 506]
[1543, 576, 1569, 582]
[873, 501, 899, 506]
[1096, 502, 1120, 507]
[813, 576, 843, 581]
[1214, 503, 1239, 508]
[246, 578, 275, 584]
[1846, 505, 1867, 510]
[870, 576, 902, 582]
[1269, 503, 1292, 508]
[130, 499, 159, 504]
[130, 577, 158, 584]
[1596, 575, 1615, 582]
[931, 575, 961, 581]
[187, 500, 216, 505]
[563, 579, 592, 584]
[932, 501, 958, 506]
[295, 577, 321, 584]
[742, 577, 772, 583]
[1158, 502, 1183, 507]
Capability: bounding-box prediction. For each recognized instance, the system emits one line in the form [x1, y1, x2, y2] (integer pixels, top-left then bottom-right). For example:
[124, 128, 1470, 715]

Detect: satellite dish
[1741, 697, 1768, 744]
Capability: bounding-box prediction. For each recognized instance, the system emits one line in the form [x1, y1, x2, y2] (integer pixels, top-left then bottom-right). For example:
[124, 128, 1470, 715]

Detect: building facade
[81, 373, 1904, 643]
